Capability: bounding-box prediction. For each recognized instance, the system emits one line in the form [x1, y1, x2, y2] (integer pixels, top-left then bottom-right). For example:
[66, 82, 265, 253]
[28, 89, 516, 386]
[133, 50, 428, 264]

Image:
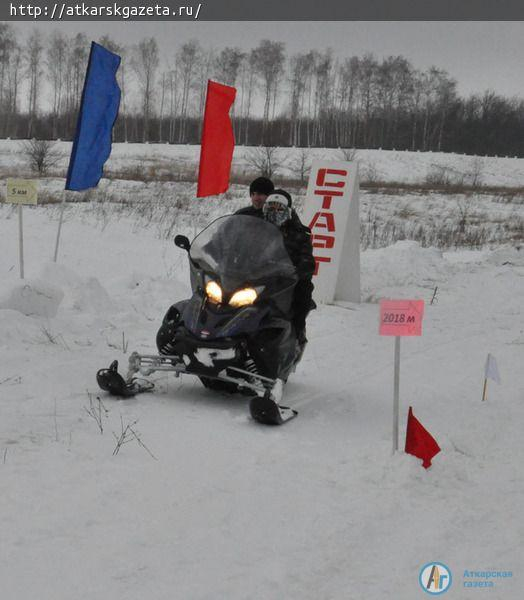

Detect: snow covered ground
[2, 140, 523, 254]
[1, 191, 523, 598]
[1, 139, 523, 188]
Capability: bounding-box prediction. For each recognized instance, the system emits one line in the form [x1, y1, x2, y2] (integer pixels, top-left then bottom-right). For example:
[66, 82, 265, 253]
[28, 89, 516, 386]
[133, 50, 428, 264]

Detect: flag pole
[393, 336, 401, 453]
[53, 196, 66, 262]
[18, 204, 24, 278]
[482, 377, 488, 402]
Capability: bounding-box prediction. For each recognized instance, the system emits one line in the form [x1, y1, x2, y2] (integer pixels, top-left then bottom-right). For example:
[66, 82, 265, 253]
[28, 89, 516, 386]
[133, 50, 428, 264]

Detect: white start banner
[302, 160, 360, 304]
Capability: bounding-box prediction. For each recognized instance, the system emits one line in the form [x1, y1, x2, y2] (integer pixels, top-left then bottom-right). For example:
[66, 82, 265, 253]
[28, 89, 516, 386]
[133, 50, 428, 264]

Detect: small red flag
[405, 406, 441, 469]
[197, 80, 236, 198]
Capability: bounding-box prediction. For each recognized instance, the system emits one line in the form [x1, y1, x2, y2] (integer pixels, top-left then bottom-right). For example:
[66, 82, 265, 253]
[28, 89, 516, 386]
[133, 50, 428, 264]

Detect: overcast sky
[14, 21, 524, 99]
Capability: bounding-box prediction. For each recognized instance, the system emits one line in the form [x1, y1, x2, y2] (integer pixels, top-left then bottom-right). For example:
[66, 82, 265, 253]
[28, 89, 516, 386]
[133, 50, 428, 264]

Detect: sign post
[18, 203, 24, 279]
[379, 299, 425, 453]
[393, 335, 401, 452]
[6, 178, 38, 279]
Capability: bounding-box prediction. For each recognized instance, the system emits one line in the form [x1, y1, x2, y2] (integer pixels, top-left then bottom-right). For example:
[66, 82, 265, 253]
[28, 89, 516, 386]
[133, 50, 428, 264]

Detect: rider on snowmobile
[235, 176, 275, 218]
[262, 189, 315, 346]
[97, 212, 308, 422]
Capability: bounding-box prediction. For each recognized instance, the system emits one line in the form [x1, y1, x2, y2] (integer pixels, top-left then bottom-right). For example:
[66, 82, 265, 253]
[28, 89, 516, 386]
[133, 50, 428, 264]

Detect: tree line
[0, 25, 523, 157]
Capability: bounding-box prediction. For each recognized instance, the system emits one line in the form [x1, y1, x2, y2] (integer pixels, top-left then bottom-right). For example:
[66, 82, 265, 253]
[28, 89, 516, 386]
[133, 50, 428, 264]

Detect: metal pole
[393, 336, 401, 453]
[53, 197, 66, 262]
[18, 204, 24, 279]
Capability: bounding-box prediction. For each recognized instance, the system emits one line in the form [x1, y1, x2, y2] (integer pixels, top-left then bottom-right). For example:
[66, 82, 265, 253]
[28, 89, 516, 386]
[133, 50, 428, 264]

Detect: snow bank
[0, 263, 115, 320]
[485, 244, 524, 266]
[40, 262, 114, 314]
[0, 280, 64, 318]
[0, 308, 44, 346]
[361, 240, 450, 300]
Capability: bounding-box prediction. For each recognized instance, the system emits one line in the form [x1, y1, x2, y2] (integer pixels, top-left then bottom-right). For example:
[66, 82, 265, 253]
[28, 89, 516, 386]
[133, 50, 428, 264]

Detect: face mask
[263, 202, 290, 227]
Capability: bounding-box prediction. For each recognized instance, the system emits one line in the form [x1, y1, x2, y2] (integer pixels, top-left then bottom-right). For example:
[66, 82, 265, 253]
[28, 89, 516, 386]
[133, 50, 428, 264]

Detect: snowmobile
[96, 214, 305, 424]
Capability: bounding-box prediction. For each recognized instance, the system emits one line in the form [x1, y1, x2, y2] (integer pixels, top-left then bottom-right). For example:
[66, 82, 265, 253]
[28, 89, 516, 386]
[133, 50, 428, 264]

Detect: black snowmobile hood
[189, 214, 297, 291]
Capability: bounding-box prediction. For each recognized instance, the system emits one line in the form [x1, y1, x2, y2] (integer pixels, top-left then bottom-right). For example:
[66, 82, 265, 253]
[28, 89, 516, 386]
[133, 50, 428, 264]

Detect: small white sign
[6, 179, 38, 205]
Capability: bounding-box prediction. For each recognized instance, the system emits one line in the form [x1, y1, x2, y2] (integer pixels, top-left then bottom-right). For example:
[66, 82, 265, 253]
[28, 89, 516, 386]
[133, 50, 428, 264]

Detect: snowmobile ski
[97, 357, 297, 424]
[249, 394, 298, 425]
[96, 360, 155, 397]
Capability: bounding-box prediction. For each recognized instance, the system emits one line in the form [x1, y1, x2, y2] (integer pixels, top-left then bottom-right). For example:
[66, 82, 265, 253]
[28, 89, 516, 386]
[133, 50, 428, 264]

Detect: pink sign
[379, 299, 425, 336]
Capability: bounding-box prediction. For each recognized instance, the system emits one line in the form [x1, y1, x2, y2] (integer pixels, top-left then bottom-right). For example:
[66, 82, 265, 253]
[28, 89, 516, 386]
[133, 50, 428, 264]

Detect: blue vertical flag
[65, 42, 121, 191]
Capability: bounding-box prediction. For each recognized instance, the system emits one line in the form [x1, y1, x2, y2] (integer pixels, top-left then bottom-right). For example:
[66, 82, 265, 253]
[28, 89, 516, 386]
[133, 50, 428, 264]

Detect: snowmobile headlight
[205, 280, 223, 304]
[229, 287, 258, 308]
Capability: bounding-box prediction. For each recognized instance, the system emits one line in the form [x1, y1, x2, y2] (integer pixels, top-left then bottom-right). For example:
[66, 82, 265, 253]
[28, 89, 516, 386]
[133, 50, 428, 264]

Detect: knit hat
[267, 189, 292, 208]
[249, 177, 274, 196]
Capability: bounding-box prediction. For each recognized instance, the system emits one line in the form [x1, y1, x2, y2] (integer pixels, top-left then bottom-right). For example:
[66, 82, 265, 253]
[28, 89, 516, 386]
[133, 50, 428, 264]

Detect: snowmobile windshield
[189, 215, 297, 291]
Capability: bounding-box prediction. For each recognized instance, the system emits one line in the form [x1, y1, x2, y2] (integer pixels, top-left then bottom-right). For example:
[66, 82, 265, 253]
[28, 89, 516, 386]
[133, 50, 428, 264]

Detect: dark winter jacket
[281, 212, 315, 281]
[280, 213, 315, 332]
[235, 207, 313, 279]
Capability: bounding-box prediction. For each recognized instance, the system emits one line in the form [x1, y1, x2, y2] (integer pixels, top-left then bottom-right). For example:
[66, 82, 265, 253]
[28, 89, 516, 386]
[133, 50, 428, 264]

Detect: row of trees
[0, 25, 523, 156]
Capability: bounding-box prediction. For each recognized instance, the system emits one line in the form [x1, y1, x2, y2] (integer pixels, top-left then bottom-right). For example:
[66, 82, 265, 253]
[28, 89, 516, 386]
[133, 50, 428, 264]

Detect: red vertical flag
[405, 407, 441, 469]
[197, 80, 236, 198]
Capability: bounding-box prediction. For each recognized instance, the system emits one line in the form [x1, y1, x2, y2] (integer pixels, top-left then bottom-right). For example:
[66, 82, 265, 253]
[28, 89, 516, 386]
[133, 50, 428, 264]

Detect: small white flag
[484, 353, 501, 384]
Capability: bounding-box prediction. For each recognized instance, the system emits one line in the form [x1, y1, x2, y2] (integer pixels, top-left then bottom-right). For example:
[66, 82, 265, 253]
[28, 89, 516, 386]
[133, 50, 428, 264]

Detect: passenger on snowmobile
[262, 190, 315, 346]
[155, 214, 304, 390]
[235, 176, 274, 218]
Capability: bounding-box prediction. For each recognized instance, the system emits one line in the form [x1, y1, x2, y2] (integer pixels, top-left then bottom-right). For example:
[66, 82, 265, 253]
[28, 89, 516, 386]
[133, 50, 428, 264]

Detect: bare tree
[434, 70, 457, 151]
[132, 37, 159, 142]
[25, 30, 43, 138]
[338, 147, 358, 161]
[375, 56, 394, 147]
[213, 46, 244, 139]
[167, 65, 181, 142]
[0, 24, 21, 136]
[176, 40, 201, 142]
[420, 67, 440, 151]
[464, 156, 484, 187]
[357, 53, 379, 147]
[245, 145, 282, 179]
[290, 147, 312, 185]
[288, 51, 315, 146]
[335, 55, 360, 147]
[408, 68, 424, 151]
[214, 46, 244, 87]
[391, 57, 414, 147]
[158, 70, 167, 142]
[311, 49, 334, 146]
[21, 139, 61, 175]
[46, 31, 68, 138]
[63, 33, 88, 136]
[0, 24, 14, 111]
[5, 37, 23, 136]
[251, 40, 285, 143]
[456, 194, 473, 233]
[238, 50, 257, 144]
[196, 48, 214, 136]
